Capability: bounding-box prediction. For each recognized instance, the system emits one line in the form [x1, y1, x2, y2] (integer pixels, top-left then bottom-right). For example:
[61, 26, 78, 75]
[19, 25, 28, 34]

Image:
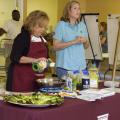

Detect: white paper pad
[77, 89, 115, 101]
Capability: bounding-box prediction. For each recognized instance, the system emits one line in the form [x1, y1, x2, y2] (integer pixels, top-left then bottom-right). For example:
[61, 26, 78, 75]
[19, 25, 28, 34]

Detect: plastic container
[67, 70, 82, 91]
[89, 64, 99, 88]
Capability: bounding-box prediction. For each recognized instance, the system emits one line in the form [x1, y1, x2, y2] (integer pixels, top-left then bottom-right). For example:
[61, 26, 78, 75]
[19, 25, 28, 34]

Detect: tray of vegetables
[3, 92, 64, 107]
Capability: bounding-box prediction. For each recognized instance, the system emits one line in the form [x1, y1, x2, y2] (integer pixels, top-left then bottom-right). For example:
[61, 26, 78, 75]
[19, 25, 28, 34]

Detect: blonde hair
[24, 10, 49, 33]
[61, 0, 81, 23]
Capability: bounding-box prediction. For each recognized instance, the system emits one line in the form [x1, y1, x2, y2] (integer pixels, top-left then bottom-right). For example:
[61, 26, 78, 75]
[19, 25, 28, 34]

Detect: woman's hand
[37, 57, 47, 62]
[75, 36, 87, 44]
[75, 36, 89, 49]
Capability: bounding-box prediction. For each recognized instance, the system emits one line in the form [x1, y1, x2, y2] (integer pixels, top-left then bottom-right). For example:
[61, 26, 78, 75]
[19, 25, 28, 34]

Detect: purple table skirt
[0, 93, 120, 120]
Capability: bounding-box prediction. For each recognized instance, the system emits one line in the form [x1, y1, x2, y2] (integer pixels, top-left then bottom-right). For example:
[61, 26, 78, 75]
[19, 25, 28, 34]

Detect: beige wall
[57, 0, 87, 20]
[0, 0, 16, 26]
[85, 0, 120, 22]
[57, 0, 69, 20]
[0, 0, 16, 40]
[27, 0, 58, 32]
[79, 0, 87, 13]
[1, 0, 120, 31]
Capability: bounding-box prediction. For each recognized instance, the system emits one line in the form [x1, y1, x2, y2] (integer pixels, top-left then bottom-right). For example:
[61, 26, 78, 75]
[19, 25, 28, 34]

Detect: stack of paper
[76, 89, 115, 101]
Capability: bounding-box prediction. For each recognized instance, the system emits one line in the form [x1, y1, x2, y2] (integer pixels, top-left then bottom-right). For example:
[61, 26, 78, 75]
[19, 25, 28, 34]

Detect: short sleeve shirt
[3, 19, 22, 40]
[53, 21, 88, 71]
[99, 31, 108, 53]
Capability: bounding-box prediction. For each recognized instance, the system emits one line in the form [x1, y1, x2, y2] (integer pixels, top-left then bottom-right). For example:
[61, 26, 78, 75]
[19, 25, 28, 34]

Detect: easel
[111, 21, 120, 85]
[81, 13, 102, 68]
[104, 21, 120, 92]
[104, 15, 120, 80]
[81, 13, 96, 63]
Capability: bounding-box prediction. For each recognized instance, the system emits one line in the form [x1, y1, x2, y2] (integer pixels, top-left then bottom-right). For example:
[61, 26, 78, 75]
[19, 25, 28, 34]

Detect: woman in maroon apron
[6, 10, 49, 92]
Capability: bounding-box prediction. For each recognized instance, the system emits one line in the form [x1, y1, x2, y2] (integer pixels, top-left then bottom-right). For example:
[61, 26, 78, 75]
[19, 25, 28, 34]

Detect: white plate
[7, 101, 51, 108]
[5, 91, 34, 95]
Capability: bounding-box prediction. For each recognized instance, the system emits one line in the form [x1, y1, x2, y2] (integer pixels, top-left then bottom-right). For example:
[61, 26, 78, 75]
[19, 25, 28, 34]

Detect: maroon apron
[12, 38, 48, 92]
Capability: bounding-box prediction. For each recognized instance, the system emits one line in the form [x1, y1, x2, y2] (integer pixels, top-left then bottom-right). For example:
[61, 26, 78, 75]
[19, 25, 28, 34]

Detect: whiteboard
[107, 14, 120, 65]
[82, 14, 102, 60]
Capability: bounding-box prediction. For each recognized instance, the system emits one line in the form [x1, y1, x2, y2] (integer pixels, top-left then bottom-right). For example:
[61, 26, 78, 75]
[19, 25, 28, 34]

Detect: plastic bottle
[72, 70, 80, 91]
[68, 70, 82, 91]
[66, 72, 72, 92]
[82, 70, 90, 89]
[62, 72, 72, 92]
[89, 64, 99, 88]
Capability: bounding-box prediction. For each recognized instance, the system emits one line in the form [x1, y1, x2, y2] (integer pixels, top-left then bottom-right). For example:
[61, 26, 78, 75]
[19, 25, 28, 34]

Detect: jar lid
[82, 69, 89, 75]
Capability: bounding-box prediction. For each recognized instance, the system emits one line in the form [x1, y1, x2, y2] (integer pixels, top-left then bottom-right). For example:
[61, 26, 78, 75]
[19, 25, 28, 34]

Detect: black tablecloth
[0, 93, 120, 120]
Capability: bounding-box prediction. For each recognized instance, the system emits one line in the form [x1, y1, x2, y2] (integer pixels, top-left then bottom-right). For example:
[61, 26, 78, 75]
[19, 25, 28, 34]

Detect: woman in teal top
[53, 0, 89, 78]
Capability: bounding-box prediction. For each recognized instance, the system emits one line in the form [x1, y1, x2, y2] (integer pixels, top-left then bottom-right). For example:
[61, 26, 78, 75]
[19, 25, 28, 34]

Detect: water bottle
[82, 69, 90, 89]
[72, 70, 80, 91]
[66, 76, 72, 92]
[67, 70, 82, 91]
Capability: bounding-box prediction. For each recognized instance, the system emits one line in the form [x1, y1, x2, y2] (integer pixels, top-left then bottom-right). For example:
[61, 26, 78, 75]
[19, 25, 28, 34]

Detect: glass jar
[82, 70, 90, 89]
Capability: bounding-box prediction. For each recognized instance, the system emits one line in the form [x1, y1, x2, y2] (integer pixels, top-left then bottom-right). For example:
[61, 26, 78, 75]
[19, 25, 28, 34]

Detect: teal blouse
[53, 21, 88, 71]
